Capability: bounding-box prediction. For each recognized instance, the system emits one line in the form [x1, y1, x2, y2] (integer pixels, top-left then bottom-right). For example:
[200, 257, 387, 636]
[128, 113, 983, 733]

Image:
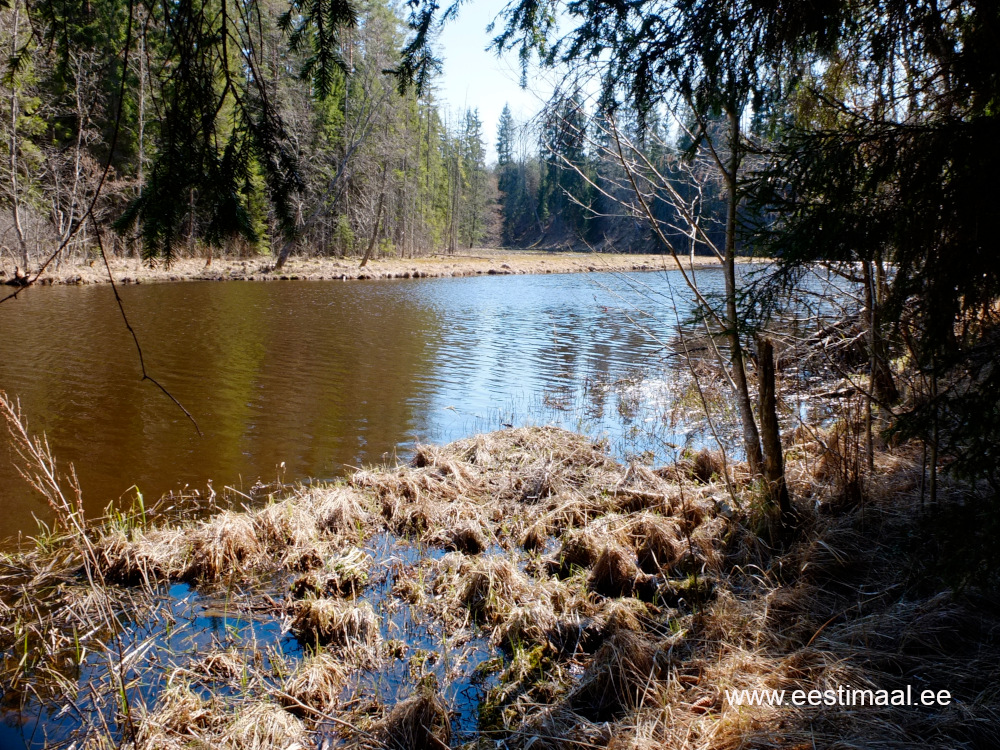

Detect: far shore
[2, 249, 727, 287]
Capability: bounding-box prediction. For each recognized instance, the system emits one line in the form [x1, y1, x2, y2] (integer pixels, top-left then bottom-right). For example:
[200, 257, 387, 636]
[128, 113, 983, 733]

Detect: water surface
[0, 270, 724, 539]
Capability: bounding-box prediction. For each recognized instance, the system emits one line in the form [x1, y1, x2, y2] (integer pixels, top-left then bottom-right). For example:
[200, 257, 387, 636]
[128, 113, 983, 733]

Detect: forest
[0, 0, 748, 272]
[0, 1, 998, 749]
[0, 0, 499, 269]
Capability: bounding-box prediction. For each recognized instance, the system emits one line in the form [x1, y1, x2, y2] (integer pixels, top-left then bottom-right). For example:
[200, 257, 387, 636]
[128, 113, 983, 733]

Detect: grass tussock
[227, 702, 311, 750]
[460, 557, 533, 624]
[129, 685, 223, 749]
[376, 686, 451, 750]
[91, 484, 378, 586]
[427, 520, 488, 554]
[290, 598, 381, 658]
[281, 651, 348, 715]
[187, 511, 266, 580]
[96, 525, 189, 584]
[587, 541, 651, 598]
[126, 687, 307, 750]
[290, 548, 371, 599]
[630, 513, 682, 574]
[552, 527, 605, 573]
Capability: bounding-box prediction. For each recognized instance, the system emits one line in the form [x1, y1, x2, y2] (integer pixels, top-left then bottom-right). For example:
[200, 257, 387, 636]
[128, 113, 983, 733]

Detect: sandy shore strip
[3, 250, 724, 286]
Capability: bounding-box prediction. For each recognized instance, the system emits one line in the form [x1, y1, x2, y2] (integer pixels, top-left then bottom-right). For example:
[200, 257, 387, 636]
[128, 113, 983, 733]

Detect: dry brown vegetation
[1, 422, 999, 749]
[17, 251, 722, 287]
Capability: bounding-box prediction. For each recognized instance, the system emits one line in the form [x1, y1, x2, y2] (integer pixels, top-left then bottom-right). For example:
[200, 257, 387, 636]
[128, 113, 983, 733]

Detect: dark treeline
[0, 0, 734, 269]
[0, 0, 496, 270]
[495, 97, 730, 254]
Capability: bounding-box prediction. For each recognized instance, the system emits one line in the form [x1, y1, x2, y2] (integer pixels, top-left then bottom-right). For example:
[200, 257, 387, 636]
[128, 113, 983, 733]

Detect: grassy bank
[2, 419, 997, 749]
[2, 250, 722, 288]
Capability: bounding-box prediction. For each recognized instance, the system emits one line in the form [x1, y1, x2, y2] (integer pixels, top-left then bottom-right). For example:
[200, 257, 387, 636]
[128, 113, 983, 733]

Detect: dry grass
[290, 599, 381, 659]
[131, 688, 310, 750]
[587, 541, 651, 598]
[426, 520, 487, 554]
[460, 557, 533, 625]
[568, 629, 663, 720]
[96, 524, 189, 584]
[281, 651, 348, 715]
[89, 484, 379, 587]
[187, 511, 266, 580]
[290, 548, 371, 599]
[692, 448, 725, 483]
[227, 702, 311, 750]
[376, 685, 451, 750]
[3, 424, 1000, 750]
[130, 685, 224, 748]
[553, 527, 605, 573]
[630, 513, 683, 574]
[29, 251, 698, 287]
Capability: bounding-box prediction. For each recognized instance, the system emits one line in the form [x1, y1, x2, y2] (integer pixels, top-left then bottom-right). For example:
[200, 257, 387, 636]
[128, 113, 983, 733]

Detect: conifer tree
[457, 109, 488, 248]
[496, 104, 514, 169]
[538, 92, 592, 241]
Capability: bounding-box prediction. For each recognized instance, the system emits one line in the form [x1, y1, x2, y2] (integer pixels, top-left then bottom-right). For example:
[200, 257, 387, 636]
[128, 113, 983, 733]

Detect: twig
[95, 230, 202, 436]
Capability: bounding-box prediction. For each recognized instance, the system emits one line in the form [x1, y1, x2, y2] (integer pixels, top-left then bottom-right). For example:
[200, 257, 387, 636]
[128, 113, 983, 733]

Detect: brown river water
[0, 270, 727, 541]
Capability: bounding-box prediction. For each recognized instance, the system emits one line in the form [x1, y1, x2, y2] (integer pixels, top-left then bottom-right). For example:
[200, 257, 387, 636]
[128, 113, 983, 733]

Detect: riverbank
[3, 250, 722, 287]
[2, 418, 997, 749]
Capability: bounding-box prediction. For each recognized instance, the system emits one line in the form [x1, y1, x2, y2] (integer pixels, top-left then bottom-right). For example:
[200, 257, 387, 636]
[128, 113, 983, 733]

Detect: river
[0, 269, 730, 540]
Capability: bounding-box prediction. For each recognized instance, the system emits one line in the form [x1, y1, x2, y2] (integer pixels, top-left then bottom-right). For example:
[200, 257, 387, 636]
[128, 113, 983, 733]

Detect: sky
[432, 3, 553, 164]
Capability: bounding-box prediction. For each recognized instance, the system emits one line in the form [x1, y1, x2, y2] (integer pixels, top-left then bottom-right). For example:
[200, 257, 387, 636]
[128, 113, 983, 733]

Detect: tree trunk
[137, 15, 146, 189]
[8, 1, 28, 273]
[359, 164, 389, 268]
[723, 109, 764, 476]
[757, 336, 791, 519]
[863, 260, 899, 405]
[359, 191, 385, 268]
[449, 131, 461, 254]
[187, 187, 196, 257]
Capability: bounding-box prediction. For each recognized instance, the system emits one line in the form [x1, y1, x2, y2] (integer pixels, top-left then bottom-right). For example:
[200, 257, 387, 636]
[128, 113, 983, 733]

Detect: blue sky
[433, 2, 552, 163]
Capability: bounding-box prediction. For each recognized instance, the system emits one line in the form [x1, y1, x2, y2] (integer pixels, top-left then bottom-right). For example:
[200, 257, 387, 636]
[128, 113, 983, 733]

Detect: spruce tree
[496, 104, 515, 168]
